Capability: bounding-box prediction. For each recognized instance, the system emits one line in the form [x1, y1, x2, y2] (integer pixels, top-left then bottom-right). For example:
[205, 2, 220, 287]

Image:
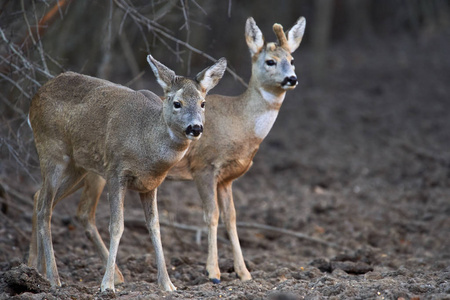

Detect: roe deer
[168, 17, 305, 283]
[27, 55, 227, 292]
[74, 16, 305, 284]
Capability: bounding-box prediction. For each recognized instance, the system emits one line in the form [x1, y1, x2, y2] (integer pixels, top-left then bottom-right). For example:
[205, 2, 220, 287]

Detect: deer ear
[147, 55, 176, 91]
[195, 57, 227, 94]
[286, 17, 306, 53]
[245, 17, 265, 56]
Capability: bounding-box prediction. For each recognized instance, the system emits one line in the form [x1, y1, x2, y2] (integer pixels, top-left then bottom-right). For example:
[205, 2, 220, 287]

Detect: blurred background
[1, 0, 449, 182]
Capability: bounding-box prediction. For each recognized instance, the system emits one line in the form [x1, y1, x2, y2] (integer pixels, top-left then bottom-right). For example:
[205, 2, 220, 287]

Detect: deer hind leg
[140, 189, 176, 291]
[101, 175, 126, 292]
[29, 175, 84, 272]
[28, 190, 40, 270]
[194, 170, 221, 283]
[36, 160, 86, 287]
[76, 173, 124, 285]
[217, 181, 252, 281]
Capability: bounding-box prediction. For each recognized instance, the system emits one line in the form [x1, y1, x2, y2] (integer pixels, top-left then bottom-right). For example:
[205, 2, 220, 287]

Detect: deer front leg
[77, 173, 124, 285]
[217, 181, 252, 281]
[101, 177, 126, 292]
[194, 170, 221, 283]
[140, 189, 176, 291]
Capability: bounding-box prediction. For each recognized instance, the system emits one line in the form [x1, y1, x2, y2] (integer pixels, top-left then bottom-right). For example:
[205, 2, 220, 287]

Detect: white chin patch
[186, 133, 201, 140]
[282, 82, 297, 89]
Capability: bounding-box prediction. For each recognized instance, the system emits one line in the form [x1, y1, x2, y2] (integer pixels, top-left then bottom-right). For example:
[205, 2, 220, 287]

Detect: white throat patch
[260, 89, 286, 105]
[254, 110, 279, 139]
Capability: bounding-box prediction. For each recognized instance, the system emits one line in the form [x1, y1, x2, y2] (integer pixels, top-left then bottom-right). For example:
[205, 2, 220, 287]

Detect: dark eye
[201, 102, 205, 108]
[173, 101, 181, 109]
[291, 60, 295, 65]
[266, 60, 276, 66]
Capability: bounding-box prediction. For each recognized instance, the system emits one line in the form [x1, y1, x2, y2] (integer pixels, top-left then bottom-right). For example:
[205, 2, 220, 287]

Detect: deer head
[147, 55, 227, 140]
[245, 17, 306, 92]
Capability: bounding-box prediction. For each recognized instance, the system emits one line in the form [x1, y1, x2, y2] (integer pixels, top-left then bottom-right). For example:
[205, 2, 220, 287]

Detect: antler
[273, 23, 289, 51]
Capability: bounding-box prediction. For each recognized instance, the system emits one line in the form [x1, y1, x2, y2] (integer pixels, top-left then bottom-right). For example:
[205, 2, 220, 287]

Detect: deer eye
[173, 101, 182, 109]
[201, 102, 205, 109]
[291, 59, 295, 65]
[266, 60, 276, 66]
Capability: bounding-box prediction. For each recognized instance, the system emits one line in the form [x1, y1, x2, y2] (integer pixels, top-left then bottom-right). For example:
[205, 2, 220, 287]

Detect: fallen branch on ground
[124, 219, 344, 250]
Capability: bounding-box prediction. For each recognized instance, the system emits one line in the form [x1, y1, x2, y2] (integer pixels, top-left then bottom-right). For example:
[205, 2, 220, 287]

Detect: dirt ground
[1, 30, 450, 299]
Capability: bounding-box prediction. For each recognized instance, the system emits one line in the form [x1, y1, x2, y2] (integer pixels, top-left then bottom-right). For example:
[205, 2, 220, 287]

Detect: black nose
[285, 76, 297, 86]
[185, 124, 203, 137]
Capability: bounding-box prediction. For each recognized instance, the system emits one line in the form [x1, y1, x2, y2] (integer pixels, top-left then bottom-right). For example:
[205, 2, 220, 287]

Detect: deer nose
[185, 124, 203, 137]
[284, 76, 297, 86]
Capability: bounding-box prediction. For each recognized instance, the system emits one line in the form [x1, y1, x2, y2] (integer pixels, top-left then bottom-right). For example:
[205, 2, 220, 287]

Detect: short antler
[273, 23, 289, 51]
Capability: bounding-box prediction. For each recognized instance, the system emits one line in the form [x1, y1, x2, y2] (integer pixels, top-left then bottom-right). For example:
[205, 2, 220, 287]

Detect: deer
[66, 16, 305, 285]
[27, 55, 227, 292]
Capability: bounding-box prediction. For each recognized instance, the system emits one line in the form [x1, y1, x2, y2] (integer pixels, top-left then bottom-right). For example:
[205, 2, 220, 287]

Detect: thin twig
[235, 222, 345, 250]
[0, 93, 26, 117]
[0, 210, 30, 241]
[0, 27, 32, 70]
[0, 54, 42, 87]
[0, 72, 31, 98]
[381, 135, 449, 165]
[125, 218, 343, 249]
[0, 197, 28, 214]
[2, 140, 38, 183]
[31, 0, 50, 74]
[1, 181, 34, 207]
[125, 70, 145, 87]
[113, 0, 248, 87]
[190, 0, 207, 15]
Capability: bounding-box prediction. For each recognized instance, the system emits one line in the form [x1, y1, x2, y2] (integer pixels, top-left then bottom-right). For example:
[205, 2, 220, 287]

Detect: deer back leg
[36, 159, 85, 287]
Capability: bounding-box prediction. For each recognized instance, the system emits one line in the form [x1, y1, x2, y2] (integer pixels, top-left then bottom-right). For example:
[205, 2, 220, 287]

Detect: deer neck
[240, 77, 286, 140]
[244, 76, 286, 109]
[155, 113, 191, 154]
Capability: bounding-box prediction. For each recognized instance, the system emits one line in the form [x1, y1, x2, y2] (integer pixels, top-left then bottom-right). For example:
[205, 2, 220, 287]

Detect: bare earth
[1, 32, 450, 299]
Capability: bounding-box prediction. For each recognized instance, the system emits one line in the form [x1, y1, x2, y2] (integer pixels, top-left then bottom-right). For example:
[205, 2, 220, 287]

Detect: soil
[1, 31, 450, 299]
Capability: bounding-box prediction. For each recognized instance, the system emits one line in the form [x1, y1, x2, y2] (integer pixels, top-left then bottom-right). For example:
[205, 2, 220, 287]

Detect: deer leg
[77, 173, 124, 285]
[101, 176, 125, 292]
[36, 162, 85, 287]
[30, 175, 84, 271]
[217, 181, 252, 281]
[194, 170, 221, 283]
[28, 190, 40, 270]
[140, 189, 176, 291]
[36, 178, 59, 286]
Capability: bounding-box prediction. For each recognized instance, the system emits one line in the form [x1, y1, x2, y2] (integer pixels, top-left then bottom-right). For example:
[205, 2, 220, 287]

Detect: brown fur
[28, 56, 227, 292]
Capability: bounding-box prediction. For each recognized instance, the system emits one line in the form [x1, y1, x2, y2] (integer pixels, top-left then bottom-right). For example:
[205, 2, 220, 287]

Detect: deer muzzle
[185, 124, 203, 138]
[281, 76, 298, 87]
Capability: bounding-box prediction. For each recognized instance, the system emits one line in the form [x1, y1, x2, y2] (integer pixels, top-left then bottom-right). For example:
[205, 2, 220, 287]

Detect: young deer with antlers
[28, 55, 227, 292]
[74, 16, 306, 284]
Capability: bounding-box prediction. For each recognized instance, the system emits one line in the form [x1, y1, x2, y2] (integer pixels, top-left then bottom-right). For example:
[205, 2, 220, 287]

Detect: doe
[27, 55, 227, 292]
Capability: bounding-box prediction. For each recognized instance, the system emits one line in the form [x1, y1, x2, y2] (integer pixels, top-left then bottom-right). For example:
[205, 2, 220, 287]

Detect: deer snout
[281, 76, 298, 87]
[185, 124, 203, 137]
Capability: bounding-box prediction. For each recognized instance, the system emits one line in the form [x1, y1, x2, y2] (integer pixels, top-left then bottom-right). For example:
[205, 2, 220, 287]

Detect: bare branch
[125, 218, 344, 249]
[113, 0, 248, 87]
[0, 72, 31, 98]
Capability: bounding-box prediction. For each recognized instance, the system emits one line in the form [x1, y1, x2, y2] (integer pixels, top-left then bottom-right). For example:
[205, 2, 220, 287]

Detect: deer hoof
[210, 278, 221, 284]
